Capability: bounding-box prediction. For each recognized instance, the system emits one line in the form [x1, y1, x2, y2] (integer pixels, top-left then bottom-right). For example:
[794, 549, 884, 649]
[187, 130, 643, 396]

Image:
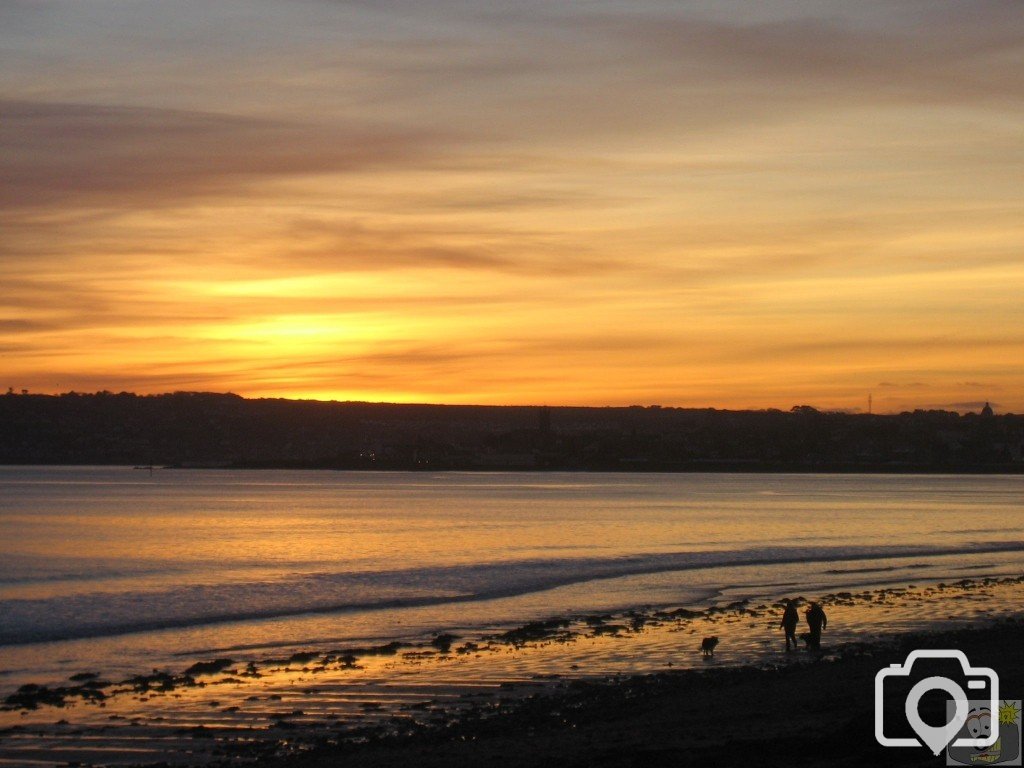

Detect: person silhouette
[805, 602, 827, 649]
[780, 599, 800, 651]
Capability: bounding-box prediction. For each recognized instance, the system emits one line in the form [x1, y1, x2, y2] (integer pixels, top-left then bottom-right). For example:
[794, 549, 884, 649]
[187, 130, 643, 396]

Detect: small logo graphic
[875, 650, 1000, 755]
[946, 700, 1022, 765]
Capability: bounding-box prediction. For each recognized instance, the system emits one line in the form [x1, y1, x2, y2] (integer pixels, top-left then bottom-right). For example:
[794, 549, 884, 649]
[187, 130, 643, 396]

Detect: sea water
[1, 467, 1022, 685]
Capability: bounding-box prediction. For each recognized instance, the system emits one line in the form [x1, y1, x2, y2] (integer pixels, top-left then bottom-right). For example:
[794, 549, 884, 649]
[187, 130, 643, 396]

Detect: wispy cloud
[1, 0, 1022, 409]
[0, 99, 453, 211]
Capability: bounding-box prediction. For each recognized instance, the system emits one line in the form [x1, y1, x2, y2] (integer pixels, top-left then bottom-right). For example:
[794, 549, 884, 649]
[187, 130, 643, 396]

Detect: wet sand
[286, 620, 1024, 768]
[2, 574, 1022, 766]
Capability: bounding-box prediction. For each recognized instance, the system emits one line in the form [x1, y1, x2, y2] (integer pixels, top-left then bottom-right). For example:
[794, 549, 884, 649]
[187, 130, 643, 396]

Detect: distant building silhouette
[981, 401, 994, 418]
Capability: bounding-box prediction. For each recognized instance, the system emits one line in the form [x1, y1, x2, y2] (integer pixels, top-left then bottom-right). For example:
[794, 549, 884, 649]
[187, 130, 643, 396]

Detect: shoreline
[5, 541, 1024, 648]
[2, 575, 1022, 766]
[5, 574, 1022, 702]
[270, 619, 1024, 768]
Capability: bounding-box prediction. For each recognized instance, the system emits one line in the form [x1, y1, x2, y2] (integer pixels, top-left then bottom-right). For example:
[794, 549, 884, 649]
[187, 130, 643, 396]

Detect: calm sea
[1, 467, 1022, 683]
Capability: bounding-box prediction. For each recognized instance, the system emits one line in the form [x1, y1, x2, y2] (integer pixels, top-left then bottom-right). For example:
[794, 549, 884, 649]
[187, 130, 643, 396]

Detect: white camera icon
[875, 649, 999, 754]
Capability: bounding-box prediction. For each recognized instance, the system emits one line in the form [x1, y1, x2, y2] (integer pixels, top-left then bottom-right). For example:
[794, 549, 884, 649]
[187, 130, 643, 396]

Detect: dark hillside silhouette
[0, 391, 1021, 472]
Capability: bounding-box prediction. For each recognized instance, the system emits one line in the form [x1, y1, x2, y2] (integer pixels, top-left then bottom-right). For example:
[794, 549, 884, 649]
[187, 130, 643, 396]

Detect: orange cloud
[1, 1, 1022, 411]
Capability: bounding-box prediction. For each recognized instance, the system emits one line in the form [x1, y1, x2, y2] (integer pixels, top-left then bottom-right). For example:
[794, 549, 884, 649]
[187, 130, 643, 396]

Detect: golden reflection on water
[6, 471, 1023, 595]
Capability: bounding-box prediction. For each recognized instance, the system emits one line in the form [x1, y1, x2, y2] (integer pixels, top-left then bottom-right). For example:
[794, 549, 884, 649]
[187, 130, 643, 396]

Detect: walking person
[805, 601, 827, 649]
[780, 599, 800, 651]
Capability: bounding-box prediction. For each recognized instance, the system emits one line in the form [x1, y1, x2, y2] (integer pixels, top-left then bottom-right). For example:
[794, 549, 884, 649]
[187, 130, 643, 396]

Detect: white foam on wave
[2, 540, 1023, 645]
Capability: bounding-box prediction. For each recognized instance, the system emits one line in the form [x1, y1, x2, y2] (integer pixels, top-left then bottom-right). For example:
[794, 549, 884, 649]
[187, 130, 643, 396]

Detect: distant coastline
[2, 390, 1021, 473]
[161, 461, 1024, 474]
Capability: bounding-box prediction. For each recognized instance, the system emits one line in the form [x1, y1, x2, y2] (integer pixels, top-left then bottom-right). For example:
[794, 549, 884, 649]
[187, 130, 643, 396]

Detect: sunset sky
[2, 0, 1022, 412]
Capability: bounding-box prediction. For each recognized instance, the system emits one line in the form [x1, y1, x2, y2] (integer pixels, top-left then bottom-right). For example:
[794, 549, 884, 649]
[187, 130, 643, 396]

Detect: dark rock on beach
[430, 634, 459, 653]
[261, 621, 1024, 768]
[496, 618, 573, 646]
[184, 659, 235, 676]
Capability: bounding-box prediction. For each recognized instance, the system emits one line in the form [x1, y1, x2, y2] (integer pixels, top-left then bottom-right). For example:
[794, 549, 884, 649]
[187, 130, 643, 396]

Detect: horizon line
[2, 388, 1006, 417]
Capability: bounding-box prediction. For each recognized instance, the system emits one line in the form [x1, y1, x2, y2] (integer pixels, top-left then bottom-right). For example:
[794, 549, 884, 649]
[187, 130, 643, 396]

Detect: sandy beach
[3, 574, 1022, 766]
[281, 619, 1024, 768]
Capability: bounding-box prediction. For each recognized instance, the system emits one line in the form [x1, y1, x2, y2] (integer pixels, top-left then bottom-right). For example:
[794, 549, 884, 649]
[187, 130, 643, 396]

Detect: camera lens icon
[875, 650, 1000, 755]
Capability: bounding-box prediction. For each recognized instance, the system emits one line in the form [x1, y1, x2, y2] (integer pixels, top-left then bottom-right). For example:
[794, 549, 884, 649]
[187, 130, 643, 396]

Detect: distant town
[1, 390, 1021, 473]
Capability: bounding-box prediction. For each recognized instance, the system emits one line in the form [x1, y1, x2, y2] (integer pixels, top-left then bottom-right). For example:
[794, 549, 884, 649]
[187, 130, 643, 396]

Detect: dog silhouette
[701, 636, 719, 657]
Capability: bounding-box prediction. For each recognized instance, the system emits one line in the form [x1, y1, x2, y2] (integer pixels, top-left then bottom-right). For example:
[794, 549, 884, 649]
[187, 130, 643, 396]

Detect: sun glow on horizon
[1, 1, 1021, 413]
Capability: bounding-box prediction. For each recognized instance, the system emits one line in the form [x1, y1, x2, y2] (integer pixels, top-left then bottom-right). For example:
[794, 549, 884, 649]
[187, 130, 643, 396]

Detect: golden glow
[1, 2, 1022, 411]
